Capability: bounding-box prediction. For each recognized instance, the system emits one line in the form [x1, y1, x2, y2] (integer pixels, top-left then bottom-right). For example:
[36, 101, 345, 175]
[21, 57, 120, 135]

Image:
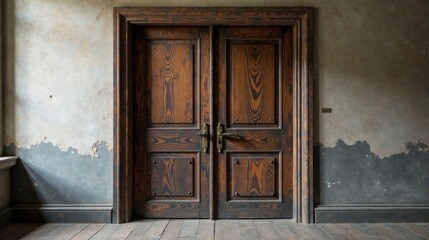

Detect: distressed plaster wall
[6, 142, 112, 205]
[3, 0, 429, 210]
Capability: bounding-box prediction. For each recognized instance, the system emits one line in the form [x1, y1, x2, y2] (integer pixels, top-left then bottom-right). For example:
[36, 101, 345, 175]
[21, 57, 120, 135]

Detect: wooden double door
[133, 26, 293, 219]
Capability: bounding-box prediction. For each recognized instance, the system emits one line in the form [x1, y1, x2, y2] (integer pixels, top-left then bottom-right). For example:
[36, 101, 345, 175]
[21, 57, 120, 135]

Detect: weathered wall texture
[316, 141, 429, 204]
[6, 142, 112, 205]
[3, 0, 429, 208]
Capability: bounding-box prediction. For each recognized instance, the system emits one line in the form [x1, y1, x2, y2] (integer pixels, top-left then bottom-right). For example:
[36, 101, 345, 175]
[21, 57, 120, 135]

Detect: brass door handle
[220, 132, 238, 137]
[217, 123, 239, 153]
[196, 123, 209, 153]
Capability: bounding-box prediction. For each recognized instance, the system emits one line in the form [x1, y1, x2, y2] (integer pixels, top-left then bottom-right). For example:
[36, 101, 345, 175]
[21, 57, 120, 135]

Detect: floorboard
[21, 223, 71, 239]
[90, 224, 122, 240]
[196, 219, 214, 240]
[160, 220, 184, 240]
[238, 220, 259, 240]
[341, 223, 387, 240]
[214, 219, 241, 240]
[1, 220, 429, 240]
[56, 223, 89, 240]
[110, 222, 140, 240]
[284, 221, 333, 240]
[368, 223, 426, 240]
[126, 220, 154, 240]
[400, 223, 429, 239]
[178, 220, 199, 238]
[71, 224, 105, 240]
[253, 220, 278, 240]
[143, 219, 169, 240]
[270, 219, 298, 240]
[313, 224, 346, 240]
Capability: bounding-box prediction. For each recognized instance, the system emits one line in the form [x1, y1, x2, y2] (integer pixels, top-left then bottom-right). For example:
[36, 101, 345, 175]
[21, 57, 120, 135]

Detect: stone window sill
[0, 157, 18, 171]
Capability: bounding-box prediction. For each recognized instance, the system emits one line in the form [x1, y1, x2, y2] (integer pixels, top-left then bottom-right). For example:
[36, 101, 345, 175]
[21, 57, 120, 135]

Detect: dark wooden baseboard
[11, 204, 112, 223]
[315, 204, 429, 223]
[0, 207, 11, 229]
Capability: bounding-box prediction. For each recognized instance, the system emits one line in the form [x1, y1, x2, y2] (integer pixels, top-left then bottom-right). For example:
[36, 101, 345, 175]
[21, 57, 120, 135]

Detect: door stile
[214, 27, 227, 219]
[209, 26, 215, 220]
[200, 26, 213, 219]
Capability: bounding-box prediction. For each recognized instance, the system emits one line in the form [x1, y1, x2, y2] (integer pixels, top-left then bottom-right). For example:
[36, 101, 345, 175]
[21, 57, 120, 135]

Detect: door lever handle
[196, 123, 209, 153]
[217, 123, 240, 153]
[220, 132, 238, 137]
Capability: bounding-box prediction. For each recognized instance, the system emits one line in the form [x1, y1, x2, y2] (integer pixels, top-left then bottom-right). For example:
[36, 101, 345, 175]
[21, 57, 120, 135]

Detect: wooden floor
[0, 220, 428, 240]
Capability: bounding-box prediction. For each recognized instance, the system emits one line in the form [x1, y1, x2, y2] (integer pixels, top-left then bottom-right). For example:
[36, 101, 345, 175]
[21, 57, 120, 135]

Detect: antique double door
[133, 26, 293, 219]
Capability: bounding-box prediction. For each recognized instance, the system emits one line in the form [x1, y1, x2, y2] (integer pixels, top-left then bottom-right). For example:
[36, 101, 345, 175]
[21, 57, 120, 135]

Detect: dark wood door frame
[113, 7, 314, 223]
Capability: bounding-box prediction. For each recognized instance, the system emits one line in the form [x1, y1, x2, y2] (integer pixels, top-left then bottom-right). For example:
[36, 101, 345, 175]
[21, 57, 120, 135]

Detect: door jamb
[113, 7, 314, 223]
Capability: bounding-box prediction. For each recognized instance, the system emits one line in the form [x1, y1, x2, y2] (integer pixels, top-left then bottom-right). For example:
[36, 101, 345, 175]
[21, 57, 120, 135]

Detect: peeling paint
[5, 142, 112, 205]
[91, 141, 101, 158]
[316, 140, 429, 205]
[326, 180, 340, 188]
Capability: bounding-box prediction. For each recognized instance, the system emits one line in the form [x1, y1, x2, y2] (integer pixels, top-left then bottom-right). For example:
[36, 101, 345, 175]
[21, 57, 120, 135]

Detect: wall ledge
[0, 156, 18, 171]
[315, 204, 429, 223]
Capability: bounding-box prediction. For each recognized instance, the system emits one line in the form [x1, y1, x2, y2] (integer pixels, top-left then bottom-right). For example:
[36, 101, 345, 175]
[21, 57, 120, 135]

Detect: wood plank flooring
[0, 220, 428, 240]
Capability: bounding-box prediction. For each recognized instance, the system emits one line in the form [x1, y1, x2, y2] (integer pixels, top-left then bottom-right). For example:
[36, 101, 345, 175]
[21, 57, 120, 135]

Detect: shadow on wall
[315, 139, 429, 205]
[4, 141, 113, 205]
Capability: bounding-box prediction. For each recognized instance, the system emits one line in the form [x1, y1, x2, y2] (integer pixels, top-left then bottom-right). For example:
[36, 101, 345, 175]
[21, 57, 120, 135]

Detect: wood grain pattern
[224, 131, 282, 153]
[231, 41, 276, 125]
[232, 157, 276, 197]
[148, 41, 194, 125]
[150, 157, 194, 198]
[145, 130, 199, 151]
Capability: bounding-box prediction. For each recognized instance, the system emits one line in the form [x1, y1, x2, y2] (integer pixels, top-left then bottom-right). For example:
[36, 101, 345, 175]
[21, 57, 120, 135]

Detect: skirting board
[11, 204, 112, 223]
[0, 207, 11, 229]
[315, 204, 429, 223]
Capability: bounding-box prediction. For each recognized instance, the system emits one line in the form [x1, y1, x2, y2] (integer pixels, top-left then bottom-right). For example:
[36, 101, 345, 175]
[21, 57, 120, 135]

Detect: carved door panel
[215, 27, 293, 218]
[133, 27, 211, 218]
